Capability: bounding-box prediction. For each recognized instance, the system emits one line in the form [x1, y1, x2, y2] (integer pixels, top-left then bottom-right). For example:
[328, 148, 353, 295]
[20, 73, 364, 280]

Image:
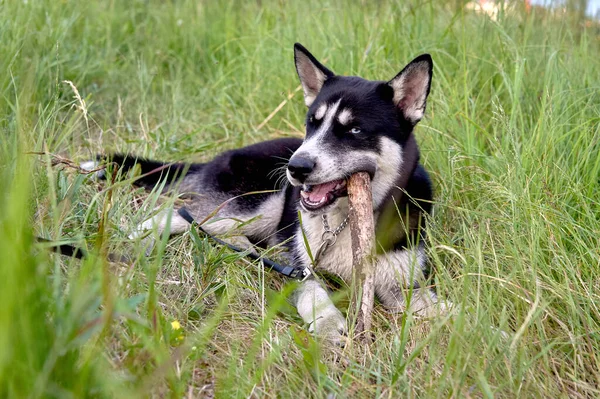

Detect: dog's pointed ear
[387, 54, 433, 125]
[294, 43, 334, 107]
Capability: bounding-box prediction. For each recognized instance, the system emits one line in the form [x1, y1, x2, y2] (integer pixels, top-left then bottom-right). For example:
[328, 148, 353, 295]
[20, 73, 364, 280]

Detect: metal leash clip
[299, 267, 313, 281]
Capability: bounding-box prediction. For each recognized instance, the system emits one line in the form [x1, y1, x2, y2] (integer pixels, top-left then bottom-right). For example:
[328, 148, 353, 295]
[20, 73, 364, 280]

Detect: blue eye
[349, 127, 361, 134]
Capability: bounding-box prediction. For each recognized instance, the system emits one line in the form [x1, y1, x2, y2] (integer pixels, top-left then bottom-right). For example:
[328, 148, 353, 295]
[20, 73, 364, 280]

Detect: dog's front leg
[293, 278, 347, 345]
[374, 245, 447, 316]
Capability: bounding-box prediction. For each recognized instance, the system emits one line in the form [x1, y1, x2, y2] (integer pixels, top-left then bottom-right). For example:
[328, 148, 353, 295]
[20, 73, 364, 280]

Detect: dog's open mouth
[300, 179, 348, 210]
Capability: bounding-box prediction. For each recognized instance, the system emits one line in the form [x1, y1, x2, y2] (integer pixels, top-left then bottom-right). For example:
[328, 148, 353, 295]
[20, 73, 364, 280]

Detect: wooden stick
[347, 171, 376, 342]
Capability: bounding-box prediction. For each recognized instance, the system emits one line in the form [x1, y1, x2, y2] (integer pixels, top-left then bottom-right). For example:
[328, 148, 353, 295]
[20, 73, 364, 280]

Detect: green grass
[1, 0, 600, 397]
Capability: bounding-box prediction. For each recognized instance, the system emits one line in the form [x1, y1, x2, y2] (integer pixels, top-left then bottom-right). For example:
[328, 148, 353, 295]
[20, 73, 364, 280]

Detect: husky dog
[83, 43, 442, 343]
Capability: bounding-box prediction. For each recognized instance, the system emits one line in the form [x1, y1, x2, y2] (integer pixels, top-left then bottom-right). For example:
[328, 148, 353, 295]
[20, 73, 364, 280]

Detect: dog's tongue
[308, 181, 339, 202]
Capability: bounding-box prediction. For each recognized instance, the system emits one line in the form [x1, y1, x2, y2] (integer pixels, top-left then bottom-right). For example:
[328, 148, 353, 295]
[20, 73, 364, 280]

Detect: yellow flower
[171, 320, 181, 330]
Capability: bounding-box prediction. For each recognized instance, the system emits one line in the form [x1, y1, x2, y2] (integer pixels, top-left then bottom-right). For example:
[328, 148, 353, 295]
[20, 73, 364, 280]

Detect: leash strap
[177, 207, 311, 280]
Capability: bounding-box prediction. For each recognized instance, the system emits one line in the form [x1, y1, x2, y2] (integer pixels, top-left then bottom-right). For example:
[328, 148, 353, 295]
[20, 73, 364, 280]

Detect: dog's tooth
[300, 190, 309, 199]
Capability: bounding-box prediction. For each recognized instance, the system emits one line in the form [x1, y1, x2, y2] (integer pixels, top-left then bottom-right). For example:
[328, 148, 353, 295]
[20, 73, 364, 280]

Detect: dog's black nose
[288, 155, 315, 182]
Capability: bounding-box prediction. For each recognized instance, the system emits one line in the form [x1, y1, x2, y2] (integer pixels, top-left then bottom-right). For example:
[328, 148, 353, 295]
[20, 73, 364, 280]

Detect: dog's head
[287, 43, 433, 213]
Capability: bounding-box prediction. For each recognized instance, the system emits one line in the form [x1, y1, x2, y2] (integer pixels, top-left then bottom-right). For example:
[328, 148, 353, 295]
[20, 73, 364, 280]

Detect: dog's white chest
[314, 227, 353, 280]
[297, 208, 355, 281]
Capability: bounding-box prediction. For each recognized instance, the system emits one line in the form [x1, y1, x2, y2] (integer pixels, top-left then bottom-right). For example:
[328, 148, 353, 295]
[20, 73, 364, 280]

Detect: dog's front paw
[308, 309, 348, 347]
[412, 297, 459, 318]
